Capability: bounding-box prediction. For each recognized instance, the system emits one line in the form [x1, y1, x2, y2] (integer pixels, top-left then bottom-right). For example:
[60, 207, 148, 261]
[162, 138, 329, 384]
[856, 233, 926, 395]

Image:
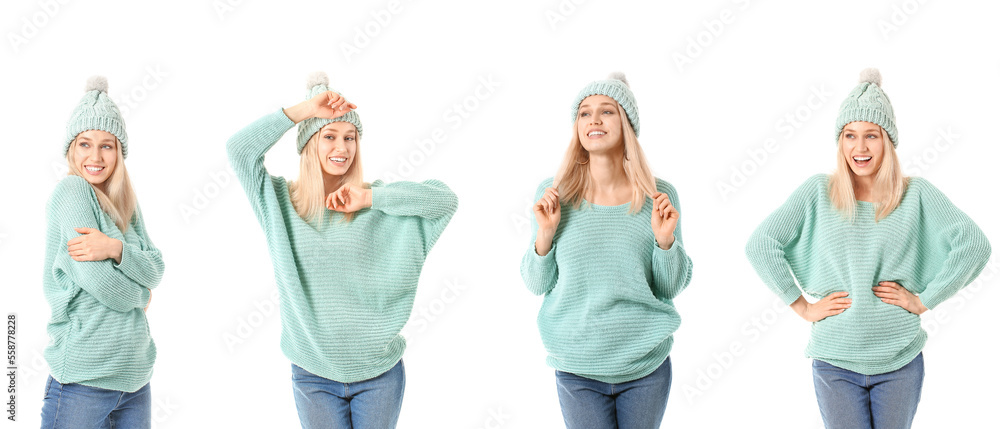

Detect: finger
[827, 292, 850, 299]
[73, 227, 96, 234]
[879, 298, 902, 306]
[873, 291, 900, 300]
[660, 200, 672, 216]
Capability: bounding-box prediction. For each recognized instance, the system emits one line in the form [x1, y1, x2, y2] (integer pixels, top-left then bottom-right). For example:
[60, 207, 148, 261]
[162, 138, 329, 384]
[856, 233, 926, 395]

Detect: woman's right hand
[532, 187, 560, 256]
[790, 292, 851, 322]
[283, 91, 357, 124]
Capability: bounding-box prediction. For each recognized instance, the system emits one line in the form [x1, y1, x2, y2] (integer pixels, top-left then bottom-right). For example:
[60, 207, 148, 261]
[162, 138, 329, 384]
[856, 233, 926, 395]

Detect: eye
[603, 110, 614, 115]
[866, 134, 877, 139]
[101, 144, 113, 150]
[79, 141, 90, 148]
[844, 134, 854, 139]
[324, 135, 334, 140]
[345, 136, 355, 141]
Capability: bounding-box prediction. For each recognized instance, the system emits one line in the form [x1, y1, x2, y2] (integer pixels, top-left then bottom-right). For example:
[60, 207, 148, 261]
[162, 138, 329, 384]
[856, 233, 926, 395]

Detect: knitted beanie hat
[65, 76, 129, 158]
[835, 68, 898, 147]
[296, 72, 363, 154]
[572, 72, 640, 136]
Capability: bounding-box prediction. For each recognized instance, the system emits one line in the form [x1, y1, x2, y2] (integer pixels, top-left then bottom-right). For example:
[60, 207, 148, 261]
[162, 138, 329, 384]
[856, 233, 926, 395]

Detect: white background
[2, 0, 998, 427]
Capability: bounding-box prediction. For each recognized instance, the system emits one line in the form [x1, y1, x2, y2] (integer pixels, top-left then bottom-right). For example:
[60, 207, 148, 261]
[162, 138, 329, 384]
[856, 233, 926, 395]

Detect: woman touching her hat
[226, 72, 457, 429]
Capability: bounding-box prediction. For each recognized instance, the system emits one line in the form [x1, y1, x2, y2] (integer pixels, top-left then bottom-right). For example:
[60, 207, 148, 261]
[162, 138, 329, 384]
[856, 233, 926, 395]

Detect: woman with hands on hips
[41, 76, 164, 428]
[521, 72, 693, 429]
[745, 68, 991, 429]
[226, 72, 457, 429]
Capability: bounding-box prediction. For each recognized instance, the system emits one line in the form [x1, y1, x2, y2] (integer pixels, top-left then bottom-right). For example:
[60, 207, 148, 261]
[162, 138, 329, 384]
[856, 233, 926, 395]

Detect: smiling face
[576, 95, 623, 155]
[316, 122, 358, 178]
[71, 129, 118, 188]
[840, 121, 885, 178]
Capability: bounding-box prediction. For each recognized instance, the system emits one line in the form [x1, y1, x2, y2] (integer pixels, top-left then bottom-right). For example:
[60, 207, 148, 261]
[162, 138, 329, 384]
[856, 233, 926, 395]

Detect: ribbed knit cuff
[139, 287, 151, 310]
[917, 291, 943, 311]
[115, 242, 140, 280]
[777, 285, 803, 306]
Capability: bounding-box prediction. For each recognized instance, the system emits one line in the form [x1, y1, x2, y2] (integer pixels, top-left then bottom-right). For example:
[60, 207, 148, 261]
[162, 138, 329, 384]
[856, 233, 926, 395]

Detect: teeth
[329, 157, 347, 163]
[85, 166, 104, 172]
[853, 156, 872, 162]
[588, 131, 605, 137]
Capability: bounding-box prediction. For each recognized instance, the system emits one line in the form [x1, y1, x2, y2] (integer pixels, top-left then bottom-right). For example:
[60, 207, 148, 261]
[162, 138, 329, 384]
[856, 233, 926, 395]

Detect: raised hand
[532, 187, 561, 256]
[791, 292, 852, 322]
[284, 90, 357, 124]
[873, 281, 927, 315]
[326, 183, 372, 213]
[68, 227, 123, 263]
[650, 192, 679, 250]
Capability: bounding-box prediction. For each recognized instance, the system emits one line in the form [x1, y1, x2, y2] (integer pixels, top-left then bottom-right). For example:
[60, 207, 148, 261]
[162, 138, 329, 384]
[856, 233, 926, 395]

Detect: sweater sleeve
[48, 176, 150, 313]
[369, 179, 459, 254]
[911, 180, 992, 310]
[113, 204, 164, 290]
[650, 181, 693, 301]
[226, 109, 296, 227]
[745, 175, 823, 305]
[520, 178, 558, 296]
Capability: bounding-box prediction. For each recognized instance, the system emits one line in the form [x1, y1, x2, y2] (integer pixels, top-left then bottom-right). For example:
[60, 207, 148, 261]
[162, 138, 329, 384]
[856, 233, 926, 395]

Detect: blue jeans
[39, 375, 151, 429]
[555, 356, 672, 429]
[812, 353, 924, 429]
[291, 360, 405, 429]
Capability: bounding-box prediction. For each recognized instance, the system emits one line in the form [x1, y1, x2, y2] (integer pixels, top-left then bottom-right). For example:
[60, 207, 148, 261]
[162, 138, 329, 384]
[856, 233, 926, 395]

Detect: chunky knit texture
[227, 110, 457, 383]
[572, 73, 641, 136]
[746, 174, 991, 375]
[65, 76, 129, 158]
[296, 72, 363, 153]
[835, 68, 898, 147]
[43, 175, 162, 392]
[521, 177, 693, 383]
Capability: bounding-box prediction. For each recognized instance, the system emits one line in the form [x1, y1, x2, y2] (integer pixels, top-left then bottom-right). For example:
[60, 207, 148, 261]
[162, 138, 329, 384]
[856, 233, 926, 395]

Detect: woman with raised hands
[521, 72, 693, 429]
[226, 72, 457, 429]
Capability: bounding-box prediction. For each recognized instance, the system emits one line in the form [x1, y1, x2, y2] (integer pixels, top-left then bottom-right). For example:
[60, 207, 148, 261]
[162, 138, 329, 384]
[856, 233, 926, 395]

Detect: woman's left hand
[68, 227, 123, 263]
[326, 184, 372, 213]
[873, 281, 928, 315]
[651, 192, 678, 250]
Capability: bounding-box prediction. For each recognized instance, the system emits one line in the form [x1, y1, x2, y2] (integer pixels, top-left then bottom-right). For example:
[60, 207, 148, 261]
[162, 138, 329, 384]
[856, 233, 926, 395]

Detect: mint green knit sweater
[521, 177, 693, 384]
[227, 110, 457, 383]
[43, 175, 162, 393]
[746, 174, 991, 375]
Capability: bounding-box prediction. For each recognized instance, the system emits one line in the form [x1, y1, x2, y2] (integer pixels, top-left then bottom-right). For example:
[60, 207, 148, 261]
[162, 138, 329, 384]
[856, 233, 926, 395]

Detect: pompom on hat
[572, 72, 640, 136]
[835, 67, 898, 147]
[65, 76, 129, 158]
[296, 71, 364, 154]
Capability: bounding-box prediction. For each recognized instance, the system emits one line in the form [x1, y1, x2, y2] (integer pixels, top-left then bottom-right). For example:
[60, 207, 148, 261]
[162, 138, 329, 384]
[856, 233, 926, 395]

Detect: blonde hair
[829, 127, 908, 221]
[66, 136, 136, 232]
[288, 127, 365, 226]
[554, 102, 657, 214]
